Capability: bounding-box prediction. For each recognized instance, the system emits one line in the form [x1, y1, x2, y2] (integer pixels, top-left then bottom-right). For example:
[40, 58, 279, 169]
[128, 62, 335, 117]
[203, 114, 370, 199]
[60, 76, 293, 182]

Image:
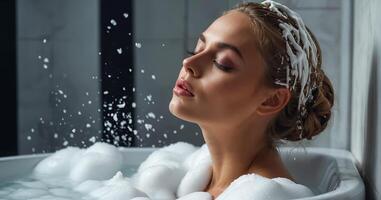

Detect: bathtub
[0, 147, 364, 200]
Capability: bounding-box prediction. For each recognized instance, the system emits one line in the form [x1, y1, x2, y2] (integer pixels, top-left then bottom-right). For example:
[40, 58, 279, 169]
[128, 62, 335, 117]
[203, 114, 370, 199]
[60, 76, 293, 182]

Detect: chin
[168, 96, 198, 123]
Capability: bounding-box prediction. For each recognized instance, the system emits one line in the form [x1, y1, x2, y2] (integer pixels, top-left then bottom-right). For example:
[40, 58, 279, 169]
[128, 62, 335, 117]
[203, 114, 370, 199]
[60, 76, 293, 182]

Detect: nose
[182, 56, 201, 78]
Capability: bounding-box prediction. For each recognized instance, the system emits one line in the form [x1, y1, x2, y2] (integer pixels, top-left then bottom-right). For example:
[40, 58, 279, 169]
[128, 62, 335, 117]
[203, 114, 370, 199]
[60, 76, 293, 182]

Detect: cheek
[201, 74, 255, 108]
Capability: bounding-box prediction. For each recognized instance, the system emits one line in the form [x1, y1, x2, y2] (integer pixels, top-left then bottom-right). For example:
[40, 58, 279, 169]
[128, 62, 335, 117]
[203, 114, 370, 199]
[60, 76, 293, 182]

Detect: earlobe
[256, 88, 291, 116]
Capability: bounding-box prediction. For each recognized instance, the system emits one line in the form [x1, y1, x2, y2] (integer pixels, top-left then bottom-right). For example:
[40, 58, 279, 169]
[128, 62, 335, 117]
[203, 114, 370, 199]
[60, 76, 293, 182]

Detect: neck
[199, 118, 272, 197]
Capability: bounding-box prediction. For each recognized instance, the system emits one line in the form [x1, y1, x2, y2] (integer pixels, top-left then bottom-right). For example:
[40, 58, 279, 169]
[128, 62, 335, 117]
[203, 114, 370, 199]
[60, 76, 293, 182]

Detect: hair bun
[287, 72, 334, 141]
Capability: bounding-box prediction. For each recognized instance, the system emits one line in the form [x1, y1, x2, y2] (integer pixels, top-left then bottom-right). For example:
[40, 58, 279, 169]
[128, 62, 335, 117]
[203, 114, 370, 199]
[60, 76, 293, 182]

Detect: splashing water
[27, 12, 195, 153]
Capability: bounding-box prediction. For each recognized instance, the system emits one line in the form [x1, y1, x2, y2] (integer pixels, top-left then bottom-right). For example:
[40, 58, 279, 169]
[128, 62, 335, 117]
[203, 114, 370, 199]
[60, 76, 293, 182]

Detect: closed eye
[186, 50, 234, 72]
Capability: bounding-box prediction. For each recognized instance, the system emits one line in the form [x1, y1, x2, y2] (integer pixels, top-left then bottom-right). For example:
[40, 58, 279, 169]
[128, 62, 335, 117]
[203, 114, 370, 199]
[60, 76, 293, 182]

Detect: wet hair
[226, 1, 334, 143]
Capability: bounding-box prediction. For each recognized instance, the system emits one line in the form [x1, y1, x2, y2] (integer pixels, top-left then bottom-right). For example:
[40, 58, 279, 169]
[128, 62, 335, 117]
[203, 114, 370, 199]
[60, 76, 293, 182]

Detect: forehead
[203, 11, 258, 56]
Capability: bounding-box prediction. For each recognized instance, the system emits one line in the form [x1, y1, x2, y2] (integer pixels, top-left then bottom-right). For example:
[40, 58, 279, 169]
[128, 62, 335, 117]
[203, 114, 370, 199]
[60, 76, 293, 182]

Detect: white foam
[1, 142, 313, 200]
[262, 0, 318, 112]
[34, 143, 123, 182]
[177, 192, 212, 200]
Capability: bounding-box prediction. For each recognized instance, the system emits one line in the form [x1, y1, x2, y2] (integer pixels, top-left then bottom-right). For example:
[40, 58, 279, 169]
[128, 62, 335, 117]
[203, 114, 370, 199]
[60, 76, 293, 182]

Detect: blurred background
[0, 0, 379, 199]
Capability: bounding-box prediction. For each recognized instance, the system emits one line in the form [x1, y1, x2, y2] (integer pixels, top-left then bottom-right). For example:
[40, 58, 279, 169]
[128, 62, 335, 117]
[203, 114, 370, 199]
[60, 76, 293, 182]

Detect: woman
[169, 0, 334, 199]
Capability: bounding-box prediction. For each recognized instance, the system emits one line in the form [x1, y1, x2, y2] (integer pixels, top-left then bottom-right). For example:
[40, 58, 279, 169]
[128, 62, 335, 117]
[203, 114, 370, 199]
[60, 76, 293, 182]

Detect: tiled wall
[17, 0, 101, 154]
[133, 0, 352, 148]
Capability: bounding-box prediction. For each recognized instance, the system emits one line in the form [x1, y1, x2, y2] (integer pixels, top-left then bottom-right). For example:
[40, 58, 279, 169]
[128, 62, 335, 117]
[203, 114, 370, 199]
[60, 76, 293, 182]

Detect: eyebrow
[199, 33, 244, 60]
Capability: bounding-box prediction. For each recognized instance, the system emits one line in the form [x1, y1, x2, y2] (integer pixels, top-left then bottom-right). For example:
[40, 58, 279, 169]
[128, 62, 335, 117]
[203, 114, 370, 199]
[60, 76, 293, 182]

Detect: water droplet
[43, 58, 49, 63]
[151, 75, 156, 80]
[135, 42, 142, 48]
[144, 123, 152, 131]
[43, 39, 47, 43]
[43, 64, 48, 69]
[117, 48, 122, 54]
[86, 123, 91, 128]
[110, 19, 117, 26]
[117, 102, 126, 108]
[131, 102, 136, 108]
[123, 13, 129, 18]
[146, 94, 152, 101]
[89, 136, 96, 143]
[113, 114, 118, 122]
[147, 112, 156, 119]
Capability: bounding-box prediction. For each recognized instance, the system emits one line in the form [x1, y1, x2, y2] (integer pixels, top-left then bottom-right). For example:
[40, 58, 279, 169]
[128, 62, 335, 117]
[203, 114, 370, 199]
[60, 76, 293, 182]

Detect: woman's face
[169, 11, 272, 126]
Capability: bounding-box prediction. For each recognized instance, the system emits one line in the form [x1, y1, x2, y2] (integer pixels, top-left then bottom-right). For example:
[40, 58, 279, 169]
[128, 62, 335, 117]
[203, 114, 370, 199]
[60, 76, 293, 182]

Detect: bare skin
[169, 11, 293, 199]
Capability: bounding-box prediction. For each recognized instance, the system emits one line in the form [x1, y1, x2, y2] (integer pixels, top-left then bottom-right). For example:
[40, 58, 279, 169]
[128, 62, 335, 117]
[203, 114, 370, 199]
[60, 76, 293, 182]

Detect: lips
[173, 79, 194, 97]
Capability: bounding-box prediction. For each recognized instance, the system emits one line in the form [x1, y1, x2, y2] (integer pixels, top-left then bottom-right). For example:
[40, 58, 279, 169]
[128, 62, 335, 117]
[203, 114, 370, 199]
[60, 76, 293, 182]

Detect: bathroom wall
[351, 0, 381, 199]
[133, 0, 352, 148]
[17, 0, 101, 154]
[132, 0, 227, 147]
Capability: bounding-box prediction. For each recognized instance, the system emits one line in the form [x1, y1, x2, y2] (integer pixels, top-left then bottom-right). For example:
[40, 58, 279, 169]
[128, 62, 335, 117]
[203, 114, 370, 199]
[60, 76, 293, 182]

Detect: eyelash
[186, 50, 233, 72]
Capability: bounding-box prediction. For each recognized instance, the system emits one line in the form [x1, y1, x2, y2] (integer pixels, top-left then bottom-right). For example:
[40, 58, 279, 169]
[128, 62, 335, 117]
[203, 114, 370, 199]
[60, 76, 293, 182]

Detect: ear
[256, 88, 291, 116]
